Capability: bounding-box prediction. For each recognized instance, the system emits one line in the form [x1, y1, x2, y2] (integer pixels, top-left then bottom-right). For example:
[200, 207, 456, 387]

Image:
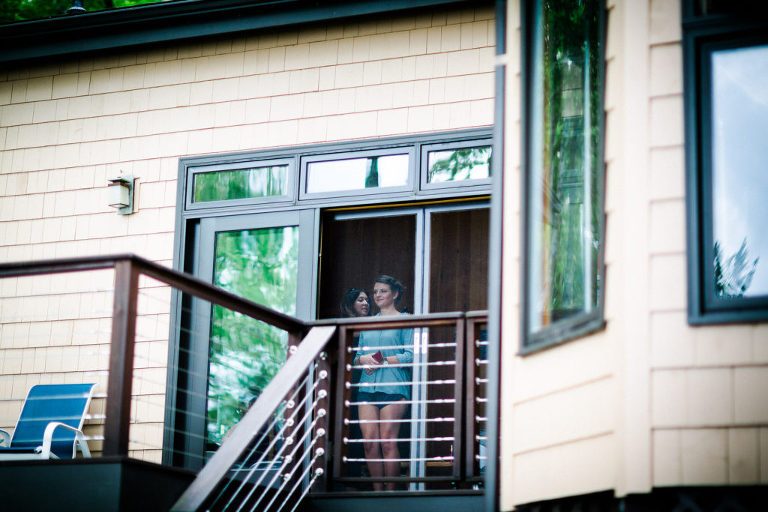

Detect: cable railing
[172, 325, 335, 512]
[466, 313, 488, 486]
[327, 313, 487, 491]
[0, 254, 308, 464]
[0, 254, 489, 510]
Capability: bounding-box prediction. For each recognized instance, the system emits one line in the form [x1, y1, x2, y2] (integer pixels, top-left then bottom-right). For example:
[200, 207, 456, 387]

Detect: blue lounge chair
[0, 383, 96, 460]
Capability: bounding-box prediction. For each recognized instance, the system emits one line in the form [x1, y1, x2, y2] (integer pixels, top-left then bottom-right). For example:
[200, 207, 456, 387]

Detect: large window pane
[711, 44, 768, 298]
[193, 165, 288, 203]
[305, 154, 409, 194]
[525, 0, 603, 343]
[206, 227, 298, 446]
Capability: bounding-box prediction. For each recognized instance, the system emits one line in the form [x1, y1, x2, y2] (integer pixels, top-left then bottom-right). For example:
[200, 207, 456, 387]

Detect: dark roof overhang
[0, 0, 484, 66]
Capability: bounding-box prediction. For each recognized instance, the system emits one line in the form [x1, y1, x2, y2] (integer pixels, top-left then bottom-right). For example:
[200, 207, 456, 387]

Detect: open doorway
[317, 204, 489, 318]
[318, 212, 417, 319]
[318, 202, 489, 489]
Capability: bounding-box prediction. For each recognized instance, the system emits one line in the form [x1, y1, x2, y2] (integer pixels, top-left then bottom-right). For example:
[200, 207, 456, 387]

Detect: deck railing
[326, 312, 488, 490]
[0, 254, 307, 461]
[0, 254, 488, 510]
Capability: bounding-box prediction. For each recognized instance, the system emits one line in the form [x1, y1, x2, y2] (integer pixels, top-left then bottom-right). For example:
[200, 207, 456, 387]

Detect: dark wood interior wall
[318, 206, 490, 483]
[425, 209, 489, 471]
[428, 209, 490, 313]
[318, 214, 416, 319]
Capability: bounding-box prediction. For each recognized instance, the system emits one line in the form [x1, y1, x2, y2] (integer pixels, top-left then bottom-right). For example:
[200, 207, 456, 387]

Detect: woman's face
[353, 291, 370, 316]
[372, 282, 397, 309]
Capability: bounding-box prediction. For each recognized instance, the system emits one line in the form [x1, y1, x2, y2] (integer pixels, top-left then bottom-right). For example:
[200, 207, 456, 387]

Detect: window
[301, 149, 413, 198]
[186, 158, 295, 209]
[521, 0, 605, 351]
[193, 164, 289, 203]
[684, 1, 768, 323]
[421, 141, 492, 191]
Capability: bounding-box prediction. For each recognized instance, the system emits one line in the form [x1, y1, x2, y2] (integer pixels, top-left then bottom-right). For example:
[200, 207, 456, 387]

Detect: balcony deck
[0, 254, 489, 512]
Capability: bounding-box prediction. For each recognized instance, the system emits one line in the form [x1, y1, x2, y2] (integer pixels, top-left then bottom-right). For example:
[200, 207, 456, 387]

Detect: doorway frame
[320, 200, 490, 487]
[167, 128, 493, 467]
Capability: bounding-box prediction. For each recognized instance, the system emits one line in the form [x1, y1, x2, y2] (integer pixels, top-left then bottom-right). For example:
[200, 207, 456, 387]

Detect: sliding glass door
[177, 211, 314, 468]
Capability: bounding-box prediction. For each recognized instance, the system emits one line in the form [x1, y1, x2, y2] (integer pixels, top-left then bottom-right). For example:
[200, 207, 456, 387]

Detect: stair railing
[171, 324, 336, 512]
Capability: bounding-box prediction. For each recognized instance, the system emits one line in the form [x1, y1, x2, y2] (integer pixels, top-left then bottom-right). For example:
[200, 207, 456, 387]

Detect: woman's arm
[392, 328, 414, 364]
[355, 330, 378, 373]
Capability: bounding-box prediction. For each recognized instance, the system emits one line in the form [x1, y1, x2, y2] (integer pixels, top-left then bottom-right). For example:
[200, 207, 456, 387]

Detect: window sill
[519, 312, 605, 356]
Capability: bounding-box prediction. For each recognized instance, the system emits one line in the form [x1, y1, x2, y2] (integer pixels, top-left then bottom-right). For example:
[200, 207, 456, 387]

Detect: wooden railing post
[332, 325, 351, 483]
[453, 316, 467, 484]
[464, 317, 478, 481]
[103, 258, 140, 457]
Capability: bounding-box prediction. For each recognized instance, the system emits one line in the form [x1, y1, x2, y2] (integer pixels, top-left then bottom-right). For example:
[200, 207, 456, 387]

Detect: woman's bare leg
[379, 401, 408, 491]
[358, 403, 384, 491]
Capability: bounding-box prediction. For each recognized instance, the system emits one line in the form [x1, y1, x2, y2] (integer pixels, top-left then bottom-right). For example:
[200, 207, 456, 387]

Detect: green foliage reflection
[714, 239, 759, 297]
[534, 0, 601, 326]
[427, 146, 492, 183]
[206, 227, 298, 446]
[1, 0, 179, 23]
[194, 166, 288, 203]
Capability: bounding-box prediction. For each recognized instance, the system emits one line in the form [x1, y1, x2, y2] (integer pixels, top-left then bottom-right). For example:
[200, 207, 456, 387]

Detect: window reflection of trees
[714, 239, 760, 297]
[1, 0, 184, 23]
[207, 227, 298, 446]
[533, 0, 601, 327]
[194, 166, 288, 203]
[427, 146, 492, 183]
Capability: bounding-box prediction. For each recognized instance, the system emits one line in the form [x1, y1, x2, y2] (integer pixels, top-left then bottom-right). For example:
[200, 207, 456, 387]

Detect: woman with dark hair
[354, 275, 413, 491]
[340, 288, 371, 318]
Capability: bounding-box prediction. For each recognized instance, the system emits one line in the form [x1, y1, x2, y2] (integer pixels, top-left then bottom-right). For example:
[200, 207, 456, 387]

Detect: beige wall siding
[501, 0, 620, 506]
[0, 7, 496, 462]
[646, 0, 768, 489]
[499, 1, 522, 508]
[502, 0, 768, 508]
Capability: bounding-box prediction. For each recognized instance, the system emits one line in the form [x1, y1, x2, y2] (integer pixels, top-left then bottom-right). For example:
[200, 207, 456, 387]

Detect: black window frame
[168, 128, 494, 466]
[683, 0, 768, 324]
[177, 129, 494, 218]
[520, 0, 607, 354]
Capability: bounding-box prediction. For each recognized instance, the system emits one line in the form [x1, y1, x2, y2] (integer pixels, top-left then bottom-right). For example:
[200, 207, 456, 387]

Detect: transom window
[183, 131, 492, 211]
[189, 159, 293, 207]
[302, 149, 413, 198]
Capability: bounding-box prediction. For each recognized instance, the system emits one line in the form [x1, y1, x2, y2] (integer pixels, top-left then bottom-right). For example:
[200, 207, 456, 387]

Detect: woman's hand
[360, 353, 375, 374]
[360, 354, 382, 374]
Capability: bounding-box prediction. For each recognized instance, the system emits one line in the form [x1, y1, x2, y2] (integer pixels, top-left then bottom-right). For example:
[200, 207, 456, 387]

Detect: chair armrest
[41, 422, 91, 459]
[0, 429, 10, 447]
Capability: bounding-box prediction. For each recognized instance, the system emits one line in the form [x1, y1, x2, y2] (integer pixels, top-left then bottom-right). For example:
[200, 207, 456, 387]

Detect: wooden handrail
[0, 254, 306, 333]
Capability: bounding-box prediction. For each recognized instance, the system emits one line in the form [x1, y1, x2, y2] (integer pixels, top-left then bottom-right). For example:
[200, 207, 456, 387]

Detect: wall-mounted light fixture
[108, 175, 136, 215]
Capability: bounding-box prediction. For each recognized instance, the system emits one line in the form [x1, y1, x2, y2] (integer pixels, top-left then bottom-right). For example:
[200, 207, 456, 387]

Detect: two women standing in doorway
[352, 275, 412, 491]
